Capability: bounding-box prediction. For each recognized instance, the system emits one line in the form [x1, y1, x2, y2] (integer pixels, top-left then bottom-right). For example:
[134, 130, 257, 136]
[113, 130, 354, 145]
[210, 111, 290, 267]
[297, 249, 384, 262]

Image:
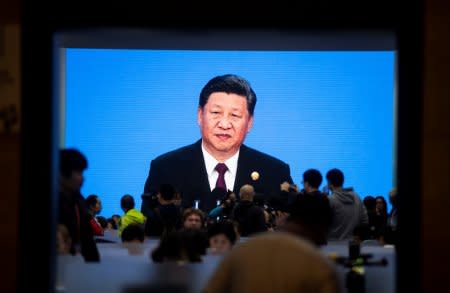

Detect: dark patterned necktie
[215, 163, 228, 190]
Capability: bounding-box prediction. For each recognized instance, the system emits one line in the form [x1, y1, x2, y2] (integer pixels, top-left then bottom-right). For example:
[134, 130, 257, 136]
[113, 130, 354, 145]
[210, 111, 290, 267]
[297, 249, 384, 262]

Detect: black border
[19, 1, 423, 292]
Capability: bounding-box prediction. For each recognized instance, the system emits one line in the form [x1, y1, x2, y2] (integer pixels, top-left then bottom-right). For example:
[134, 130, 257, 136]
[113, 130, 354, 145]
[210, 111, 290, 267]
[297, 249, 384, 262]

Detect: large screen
[55, 29, 396, 217]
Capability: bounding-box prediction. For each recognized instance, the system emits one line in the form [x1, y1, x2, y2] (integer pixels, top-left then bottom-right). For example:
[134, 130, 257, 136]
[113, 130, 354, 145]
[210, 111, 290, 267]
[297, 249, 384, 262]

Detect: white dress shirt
[201, 142, 239, 192]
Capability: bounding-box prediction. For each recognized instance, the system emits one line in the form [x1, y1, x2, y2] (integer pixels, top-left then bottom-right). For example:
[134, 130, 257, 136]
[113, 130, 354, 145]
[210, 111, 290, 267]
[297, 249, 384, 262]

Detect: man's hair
[159, 183, 177, 201]
[303, 169, 323, 189]
[85, 194, 99, 208]
[121, 224, 145, 243]
[326, 168, 344, 187]
[182, 208, 205, 223]
[106, 218, 118, 230]
[363, 195, 376, 211]
[151, 229, 207, 263]
[120, 194, 135, 211]
[59, 148, 88, 178]
[199, 74, 257, 116]
[96, 216, 107, 228]
[239, 184, 255, 201]
[207, 221, 237, 245]
[288, 192, 333, 246]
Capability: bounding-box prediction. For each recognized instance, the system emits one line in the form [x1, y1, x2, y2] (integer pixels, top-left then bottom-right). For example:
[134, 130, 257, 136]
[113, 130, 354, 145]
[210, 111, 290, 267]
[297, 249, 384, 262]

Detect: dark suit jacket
[141, 139, 293, 214]
[58, 191, 100, 262]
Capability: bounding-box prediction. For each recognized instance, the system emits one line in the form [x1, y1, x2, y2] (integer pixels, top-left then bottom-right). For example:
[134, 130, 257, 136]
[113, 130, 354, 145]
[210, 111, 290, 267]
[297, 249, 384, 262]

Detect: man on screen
[141, 74, 293, 214]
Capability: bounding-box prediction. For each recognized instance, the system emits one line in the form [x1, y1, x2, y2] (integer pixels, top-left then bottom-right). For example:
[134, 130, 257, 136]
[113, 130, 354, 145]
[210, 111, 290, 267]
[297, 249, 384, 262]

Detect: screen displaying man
[142, 74, 293, 214]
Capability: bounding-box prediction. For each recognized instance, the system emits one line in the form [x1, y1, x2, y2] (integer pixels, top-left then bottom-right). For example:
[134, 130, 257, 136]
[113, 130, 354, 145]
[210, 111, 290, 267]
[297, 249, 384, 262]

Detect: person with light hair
[182, 208, 206, 231]
[203, 232, 340, 293]
[231, 184, 267, 237]
[239, 184, 255, 201]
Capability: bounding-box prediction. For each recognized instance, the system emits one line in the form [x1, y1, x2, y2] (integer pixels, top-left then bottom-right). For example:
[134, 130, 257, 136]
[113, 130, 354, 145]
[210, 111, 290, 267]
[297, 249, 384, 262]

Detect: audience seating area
[56, 232, 395, 293]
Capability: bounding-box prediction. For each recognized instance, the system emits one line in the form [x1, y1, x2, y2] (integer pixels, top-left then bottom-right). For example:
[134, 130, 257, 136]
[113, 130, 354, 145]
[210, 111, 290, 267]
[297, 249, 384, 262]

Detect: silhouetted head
[303, 169, 323, 191]
[326, 168, 344, 188]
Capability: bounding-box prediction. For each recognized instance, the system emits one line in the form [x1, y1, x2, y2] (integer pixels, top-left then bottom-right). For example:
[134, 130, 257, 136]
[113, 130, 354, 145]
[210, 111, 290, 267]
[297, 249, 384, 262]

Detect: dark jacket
[142, 139, 293, 214]
[232, 201, 268, 237]
[144, 203, 182, 237]
[58, 191, 100, 262]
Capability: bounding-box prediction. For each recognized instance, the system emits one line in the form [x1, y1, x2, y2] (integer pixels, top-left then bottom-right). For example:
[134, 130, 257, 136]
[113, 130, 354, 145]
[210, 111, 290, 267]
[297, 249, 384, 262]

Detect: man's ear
[247, 116, 254, 133]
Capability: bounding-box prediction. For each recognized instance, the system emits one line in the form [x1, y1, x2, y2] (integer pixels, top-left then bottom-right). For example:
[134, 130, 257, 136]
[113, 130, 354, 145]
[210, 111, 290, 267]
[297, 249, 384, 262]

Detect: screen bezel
[54, 27, 398, 217]
[20, 5, 423, 290]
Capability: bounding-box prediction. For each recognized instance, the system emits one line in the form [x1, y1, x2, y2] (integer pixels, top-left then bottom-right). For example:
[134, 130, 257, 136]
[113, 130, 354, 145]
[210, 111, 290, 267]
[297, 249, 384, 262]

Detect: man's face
[376, 198, 385, 211]
[184, 214, 202, 230]
[302, 181, 311, 192]
[94, 198, 102, 214]
[198, 92, 254, 160]
[60, 170, 84, 194]
[209, 233, 232, 254]
[112, 215, 121, 224]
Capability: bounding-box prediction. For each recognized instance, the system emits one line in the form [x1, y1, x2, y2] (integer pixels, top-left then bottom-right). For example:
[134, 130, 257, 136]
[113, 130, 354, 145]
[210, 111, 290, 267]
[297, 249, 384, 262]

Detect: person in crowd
[141, 74, 293, 214]
[118, 194, 146, 237]
[203, 185, 340, 292]
[121, 224, 145, 243]
[112, 214, 121, 227]
[232, 184, 267, 237]
[85, 194, 104, 236]
[58, 148, 99, 261]
[144, 183, 183, 238]
[362, 195, 386, 241]
[265, 194, 291, 231]
[96, 216, 107, 229]
[106, 217, 118, 230]
[207, 220, 237, 254]
[279, 180, 299, 209]
[182, 208, 206, 231]
[375, 195, 388, 222]
[203, 232, 340, 292]
[280, 191, 333, 246]
[301, 168, 324, 195]
[121, 224, 146, 255]
[151, 229, 208, 263]
[325, 168, 368, 241]
[208, 190, 237, 221]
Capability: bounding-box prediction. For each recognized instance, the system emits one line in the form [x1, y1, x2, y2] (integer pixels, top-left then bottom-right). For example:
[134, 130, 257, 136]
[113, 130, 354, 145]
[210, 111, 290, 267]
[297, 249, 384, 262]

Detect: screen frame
[54, 28, 398, 218]
[19, 3, 423, 292]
